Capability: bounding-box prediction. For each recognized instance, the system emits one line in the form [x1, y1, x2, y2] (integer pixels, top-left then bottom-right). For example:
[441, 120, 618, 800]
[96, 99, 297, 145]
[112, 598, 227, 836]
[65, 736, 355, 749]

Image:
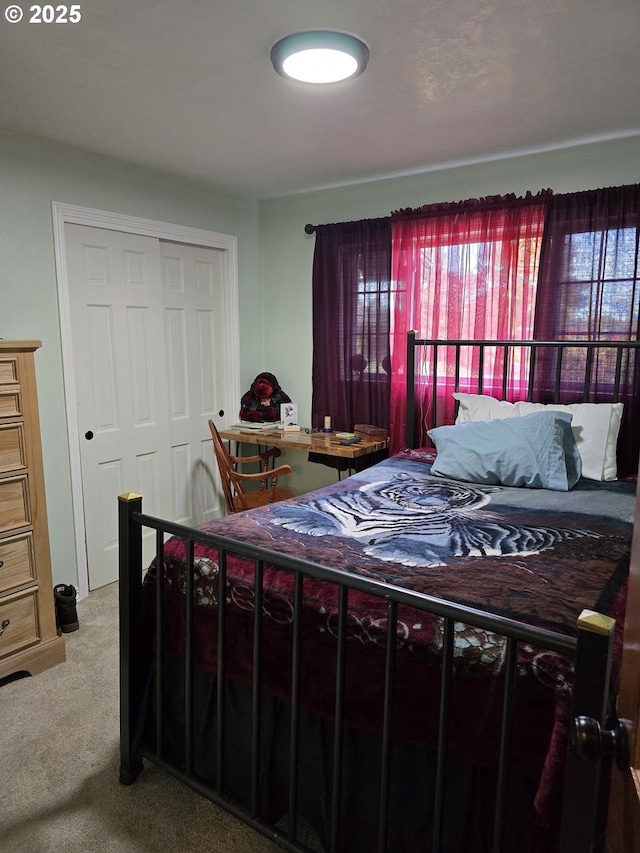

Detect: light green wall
[258, 136, 640, 493]
[0, 131, 261, 589]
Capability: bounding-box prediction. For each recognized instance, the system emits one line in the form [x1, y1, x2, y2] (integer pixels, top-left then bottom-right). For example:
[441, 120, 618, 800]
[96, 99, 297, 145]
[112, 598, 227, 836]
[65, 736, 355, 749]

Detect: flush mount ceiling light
[270, 30, 369, 84]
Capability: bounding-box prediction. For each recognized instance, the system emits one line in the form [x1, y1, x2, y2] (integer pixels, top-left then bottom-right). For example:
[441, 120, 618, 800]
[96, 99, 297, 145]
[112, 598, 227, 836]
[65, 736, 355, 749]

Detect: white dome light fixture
[271, 31, 369, 84]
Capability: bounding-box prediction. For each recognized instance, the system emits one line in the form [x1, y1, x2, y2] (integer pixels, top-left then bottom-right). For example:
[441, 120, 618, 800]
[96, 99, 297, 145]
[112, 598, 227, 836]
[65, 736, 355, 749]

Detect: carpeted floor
[0, 582, 298, 852]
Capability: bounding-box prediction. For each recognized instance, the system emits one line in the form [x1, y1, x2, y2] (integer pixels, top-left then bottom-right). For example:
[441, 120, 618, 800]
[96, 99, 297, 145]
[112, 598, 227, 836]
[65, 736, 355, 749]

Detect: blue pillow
[428, 411, 582, 491]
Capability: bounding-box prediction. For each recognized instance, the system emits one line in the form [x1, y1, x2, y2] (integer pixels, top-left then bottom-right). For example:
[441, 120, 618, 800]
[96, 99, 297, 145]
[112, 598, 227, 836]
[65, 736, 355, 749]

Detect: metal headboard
[405, 331, 640, 449]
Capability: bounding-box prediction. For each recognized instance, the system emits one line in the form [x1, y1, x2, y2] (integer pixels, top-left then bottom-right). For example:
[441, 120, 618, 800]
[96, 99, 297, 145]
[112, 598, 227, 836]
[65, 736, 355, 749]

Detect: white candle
[324, 416, 331, 429]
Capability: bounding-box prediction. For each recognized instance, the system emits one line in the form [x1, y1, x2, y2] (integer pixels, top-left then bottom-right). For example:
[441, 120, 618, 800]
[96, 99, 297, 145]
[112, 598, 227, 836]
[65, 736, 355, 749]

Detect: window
[389, 196, 548, 451]
[548, 227, 639, 339]
[353, 268, 392, 377]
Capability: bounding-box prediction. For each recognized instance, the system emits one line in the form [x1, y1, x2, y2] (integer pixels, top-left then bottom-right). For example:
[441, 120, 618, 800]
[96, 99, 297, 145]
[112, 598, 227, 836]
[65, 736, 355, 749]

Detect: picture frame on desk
[281, 402, 299, 428]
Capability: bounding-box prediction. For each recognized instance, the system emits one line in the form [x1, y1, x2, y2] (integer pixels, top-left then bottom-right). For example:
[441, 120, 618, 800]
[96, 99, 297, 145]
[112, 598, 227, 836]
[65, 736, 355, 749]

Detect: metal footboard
[118, 493, 619, 853]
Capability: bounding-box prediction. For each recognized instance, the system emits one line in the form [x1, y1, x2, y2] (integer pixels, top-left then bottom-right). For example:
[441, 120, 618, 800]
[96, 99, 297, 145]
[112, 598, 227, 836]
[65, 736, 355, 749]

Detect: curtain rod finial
[304, 223, 316, 234]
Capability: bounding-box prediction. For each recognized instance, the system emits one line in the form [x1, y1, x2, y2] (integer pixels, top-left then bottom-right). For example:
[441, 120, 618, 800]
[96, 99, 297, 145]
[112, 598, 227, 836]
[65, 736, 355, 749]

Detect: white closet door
[160, 240, 229, 527]
[65, 224, 173, 589]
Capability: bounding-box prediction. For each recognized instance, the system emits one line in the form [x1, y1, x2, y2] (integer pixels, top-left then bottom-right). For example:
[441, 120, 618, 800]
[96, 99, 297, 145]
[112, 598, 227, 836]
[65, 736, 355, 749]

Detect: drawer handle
[0, 619, 9, 636]
[0, 560, 3, 568]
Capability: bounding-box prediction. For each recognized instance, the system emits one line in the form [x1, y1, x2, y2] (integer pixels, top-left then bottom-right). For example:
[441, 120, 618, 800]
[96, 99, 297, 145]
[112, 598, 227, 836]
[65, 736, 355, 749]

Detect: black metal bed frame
[119, 500, 618, 853]
[118, 335, 638, 853]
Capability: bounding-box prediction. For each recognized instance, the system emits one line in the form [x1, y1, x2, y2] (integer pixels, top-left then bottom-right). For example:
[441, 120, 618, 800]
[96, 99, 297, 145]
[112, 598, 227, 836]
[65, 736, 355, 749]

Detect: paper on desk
[231, 422, 276, 431]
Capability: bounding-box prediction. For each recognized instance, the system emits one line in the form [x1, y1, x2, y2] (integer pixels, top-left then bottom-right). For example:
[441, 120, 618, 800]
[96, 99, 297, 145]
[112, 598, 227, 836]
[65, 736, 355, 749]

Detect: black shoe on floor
[54, 584, 79, 633]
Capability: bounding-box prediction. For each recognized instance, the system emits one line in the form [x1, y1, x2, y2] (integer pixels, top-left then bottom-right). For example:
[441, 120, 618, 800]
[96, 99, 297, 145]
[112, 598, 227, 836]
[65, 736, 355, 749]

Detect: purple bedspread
[147, 451, 635, 834]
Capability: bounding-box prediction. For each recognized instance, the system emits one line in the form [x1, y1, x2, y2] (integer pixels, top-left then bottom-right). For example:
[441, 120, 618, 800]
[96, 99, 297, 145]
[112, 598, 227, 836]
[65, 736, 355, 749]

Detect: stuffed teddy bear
[239, 372, 291, 422]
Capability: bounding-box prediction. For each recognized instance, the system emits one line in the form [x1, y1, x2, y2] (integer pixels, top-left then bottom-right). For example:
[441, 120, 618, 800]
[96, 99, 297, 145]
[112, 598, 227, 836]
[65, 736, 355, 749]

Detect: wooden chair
[208, 419, 294, 513]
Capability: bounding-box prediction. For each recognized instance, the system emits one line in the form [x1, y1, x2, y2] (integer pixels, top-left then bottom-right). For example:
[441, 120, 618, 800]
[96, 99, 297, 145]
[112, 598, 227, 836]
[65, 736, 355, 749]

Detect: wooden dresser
[0, 341, 66, 678]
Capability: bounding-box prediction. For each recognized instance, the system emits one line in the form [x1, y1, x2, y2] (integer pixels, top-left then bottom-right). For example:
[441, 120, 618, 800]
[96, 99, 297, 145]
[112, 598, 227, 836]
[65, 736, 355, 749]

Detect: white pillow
[453, 393, 624, 481]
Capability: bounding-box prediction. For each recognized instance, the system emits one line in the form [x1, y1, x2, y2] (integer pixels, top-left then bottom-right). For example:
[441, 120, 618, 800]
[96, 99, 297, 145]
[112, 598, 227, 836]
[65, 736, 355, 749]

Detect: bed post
[406, 330, 416, 448]
[559, 610, 629, 852]
[118, 492, 145, 785]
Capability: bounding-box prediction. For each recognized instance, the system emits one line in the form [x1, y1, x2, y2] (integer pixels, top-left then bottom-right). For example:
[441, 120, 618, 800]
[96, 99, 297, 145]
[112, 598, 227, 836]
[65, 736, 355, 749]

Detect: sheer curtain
[534, 184, 640, 476]
[389, 192, 550, 453]
[311, 218, 392, 433]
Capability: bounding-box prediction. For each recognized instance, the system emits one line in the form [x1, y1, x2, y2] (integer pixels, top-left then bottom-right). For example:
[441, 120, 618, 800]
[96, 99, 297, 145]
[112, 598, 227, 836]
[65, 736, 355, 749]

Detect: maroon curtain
[534, 184, 640, 476]
[311, 218, 392, 433]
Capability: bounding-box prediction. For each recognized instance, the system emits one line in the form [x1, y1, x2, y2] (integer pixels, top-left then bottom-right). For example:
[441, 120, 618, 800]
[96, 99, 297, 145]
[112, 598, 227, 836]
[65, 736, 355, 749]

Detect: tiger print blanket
[147, 451, 635, 830]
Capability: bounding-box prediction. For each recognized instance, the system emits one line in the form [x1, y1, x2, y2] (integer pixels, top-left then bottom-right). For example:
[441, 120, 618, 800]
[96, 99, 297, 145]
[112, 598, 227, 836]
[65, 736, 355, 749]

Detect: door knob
[84, 431, 94, 440]
[572, 715, 631, 771]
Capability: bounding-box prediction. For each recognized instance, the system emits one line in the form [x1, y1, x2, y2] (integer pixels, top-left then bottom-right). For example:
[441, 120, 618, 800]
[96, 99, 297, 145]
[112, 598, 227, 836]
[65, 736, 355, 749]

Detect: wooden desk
[219, 426, 388, 470]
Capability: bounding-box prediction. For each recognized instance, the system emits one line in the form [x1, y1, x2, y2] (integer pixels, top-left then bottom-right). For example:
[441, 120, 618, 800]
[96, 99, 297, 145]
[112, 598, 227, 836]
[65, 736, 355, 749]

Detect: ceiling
[2, 0, 639, 199]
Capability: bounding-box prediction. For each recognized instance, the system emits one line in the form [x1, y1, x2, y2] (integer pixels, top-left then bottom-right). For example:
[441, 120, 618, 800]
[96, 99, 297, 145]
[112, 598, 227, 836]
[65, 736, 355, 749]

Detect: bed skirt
[135, 654, 565, 853]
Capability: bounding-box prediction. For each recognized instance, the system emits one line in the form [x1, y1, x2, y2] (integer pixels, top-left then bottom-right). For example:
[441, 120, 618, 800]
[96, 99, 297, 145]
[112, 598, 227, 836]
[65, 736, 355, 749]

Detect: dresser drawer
[0, 386, 21, 419]
[0, 356, 19, 385]
[0, 423, 27, 473]
[0, 588, 39, 658]
[0, 532, 36, 595]
[0, 475, 31, 533]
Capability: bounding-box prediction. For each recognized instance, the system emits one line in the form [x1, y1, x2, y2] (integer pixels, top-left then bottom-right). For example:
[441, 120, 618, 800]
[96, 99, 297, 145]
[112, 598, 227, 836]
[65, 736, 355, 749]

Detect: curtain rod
[305, 213, 394, 233]
[304, 190, 558, 234]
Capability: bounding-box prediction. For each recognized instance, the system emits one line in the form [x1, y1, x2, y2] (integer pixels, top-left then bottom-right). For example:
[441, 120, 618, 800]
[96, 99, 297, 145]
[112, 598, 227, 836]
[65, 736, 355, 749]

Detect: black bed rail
[405, 333, 640, 448]
[119, 494, 619, 853]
